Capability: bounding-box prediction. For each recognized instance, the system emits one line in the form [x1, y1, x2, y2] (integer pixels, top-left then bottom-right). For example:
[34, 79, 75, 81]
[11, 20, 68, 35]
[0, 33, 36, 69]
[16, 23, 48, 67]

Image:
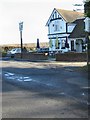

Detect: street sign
[19, 22, 23, 31]
[19, 22, 23, 59]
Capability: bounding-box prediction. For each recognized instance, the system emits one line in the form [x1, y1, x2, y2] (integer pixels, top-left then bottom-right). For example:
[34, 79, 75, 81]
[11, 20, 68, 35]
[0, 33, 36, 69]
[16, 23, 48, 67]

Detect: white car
[7, 48, 21, 57]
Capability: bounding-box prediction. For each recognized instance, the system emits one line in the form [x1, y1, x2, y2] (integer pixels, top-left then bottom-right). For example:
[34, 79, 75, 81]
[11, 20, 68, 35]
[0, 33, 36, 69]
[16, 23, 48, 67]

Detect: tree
[84, 0, 90, 17]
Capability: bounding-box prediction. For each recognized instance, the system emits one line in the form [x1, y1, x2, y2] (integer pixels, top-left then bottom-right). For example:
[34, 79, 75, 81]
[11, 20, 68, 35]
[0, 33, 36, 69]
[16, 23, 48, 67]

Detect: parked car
[37, 48, 49, 53]
[7, 48, 21, 57]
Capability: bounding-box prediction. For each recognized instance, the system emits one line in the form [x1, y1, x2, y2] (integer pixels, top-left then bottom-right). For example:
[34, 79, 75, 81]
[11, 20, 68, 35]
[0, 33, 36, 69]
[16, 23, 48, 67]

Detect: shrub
[2, 52, 7, 57]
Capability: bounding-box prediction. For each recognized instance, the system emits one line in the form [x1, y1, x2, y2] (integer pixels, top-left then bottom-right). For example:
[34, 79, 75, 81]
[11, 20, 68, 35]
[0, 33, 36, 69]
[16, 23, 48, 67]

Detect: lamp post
[19, 22, 23, 59]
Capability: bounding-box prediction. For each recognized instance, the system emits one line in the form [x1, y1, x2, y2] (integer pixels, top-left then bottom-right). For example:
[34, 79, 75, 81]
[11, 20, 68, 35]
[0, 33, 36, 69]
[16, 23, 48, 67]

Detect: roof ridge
[56, 8, 83, 14]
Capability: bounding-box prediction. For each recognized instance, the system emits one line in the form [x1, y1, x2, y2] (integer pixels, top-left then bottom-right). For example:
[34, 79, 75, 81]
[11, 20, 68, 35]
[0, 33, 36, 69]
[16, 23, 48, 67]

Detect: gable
[46, 8, 65, 26]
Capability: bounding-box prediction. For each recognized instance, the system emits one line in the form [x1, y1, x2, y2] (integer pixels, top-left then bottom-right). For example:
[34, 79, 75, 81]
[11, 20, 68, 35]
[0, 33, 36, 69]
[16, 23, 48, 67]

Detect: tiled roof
[56, 9, 84, 22]
[68, 18, 86, 38]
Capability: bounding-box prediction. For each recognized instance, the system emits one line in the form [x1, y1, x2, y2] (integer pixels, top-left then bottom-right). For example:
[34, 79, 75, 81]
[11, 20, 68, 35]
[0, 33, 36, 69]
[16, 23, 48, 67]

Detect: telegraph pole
[19, 22, 23, 59]
[84, 0, 90, 66]
[84, 2, 90, 106]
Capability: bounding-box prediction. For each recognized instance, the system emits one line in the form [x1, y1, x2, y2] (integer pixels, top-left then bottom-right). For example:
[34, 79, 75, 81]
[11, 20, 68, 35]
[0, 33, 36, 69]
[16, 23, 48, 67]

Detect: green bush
[2, 52, 7, 57]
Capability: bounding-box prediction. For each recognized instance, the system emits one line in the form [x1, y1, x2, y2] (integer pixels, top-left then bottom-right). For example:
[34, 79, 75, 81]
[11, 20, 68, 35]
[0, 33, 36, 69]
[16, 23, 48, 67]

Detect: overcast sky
[0, 0, 84, 45]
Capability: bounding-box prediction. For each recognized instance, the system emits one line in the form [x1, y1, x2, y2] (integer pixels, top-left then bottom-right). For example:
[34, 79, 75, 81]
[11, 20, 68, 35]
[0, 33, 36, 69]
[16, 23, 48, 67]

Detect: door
[71, 41, 74, 51]
[76, 40, 82, 53]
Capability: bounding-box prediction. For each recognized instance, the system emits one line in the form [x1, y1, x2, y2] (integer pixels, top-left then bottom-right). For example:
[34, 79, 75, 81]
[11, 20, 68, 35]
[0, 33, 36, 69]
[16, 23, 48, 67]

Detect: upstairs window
[53, 24, 54, 27]
[54, 24, 58, 31]
[54, 21, 59, 31]
[55, 11, 57, 18]
[52, 14, 54, 19]
[60, 26, 62, 29]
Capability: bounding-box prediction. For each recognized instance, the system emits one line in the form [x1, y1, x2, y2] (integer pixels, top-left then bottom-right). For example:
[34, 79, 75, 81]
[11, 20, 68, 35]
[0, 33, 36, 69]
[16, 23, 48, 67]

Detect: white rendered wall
[49, 19, 66, 34]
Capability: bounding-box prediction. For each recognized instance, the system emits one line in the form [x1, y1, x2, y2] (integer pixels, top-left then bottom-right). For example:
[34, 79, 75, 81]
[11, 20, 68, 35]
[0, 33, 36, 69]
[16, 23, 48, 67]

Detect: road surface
[1, 60, 89, 118]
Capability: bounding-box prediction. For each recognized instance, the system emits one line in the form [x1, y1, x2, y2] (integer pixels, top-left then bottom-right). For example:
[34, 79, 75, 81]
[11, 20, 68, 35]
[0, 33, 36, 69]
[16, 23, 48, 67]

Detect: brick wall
[15, 53, 48, 61]
[56, 52, 87, 62]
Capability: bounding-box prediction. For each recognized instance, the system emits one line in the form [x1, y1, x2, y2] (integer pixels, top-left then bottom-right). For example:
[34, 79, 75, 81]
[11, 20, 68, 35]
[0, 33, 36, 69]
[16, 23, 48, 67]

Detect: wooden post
[20, 31, 23, 59]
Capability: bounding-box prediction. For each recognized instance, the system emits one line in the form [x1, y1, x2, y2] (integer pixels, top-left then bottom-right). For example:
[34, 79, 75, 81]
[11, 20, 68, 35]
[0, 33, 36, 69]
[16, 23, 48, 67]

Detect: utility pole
[84, 0, 90, 66]
[19, 22, 23, 59]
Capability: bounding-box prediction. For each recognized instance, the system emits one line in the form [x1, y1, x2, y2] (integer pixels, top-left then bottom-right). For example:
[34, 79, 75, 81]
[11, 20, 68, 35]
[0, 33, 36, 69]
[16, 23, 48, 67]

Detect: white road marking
[59, 92, 65, 95]
[23, 77, 29, 79]
[87, 102, 90, 105]
[81, 86, 90, 89]
[82, 93, 85, 96]
[4, 72, 32, 82]
[17, 79, 23, 82]
[5, 72, 14, 76]
[5, 74, 10, 77]
[24, 79, 32, 82]
[46, 83, 53, 86]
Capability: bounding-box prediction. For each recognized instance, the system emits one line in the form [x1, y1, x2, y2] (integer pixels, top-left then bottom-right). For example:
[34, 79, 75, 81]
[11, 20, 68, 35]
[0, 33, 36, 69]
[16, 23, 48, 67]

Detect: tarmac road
[1, 60, 89, 118]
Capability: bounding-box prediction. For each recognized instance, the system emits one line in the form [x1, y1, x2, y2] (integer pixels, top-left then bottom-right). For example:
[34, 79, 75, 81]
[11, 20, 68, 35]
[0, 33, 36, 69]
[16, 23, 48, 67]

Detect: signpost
[19, 22, 23, 59]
